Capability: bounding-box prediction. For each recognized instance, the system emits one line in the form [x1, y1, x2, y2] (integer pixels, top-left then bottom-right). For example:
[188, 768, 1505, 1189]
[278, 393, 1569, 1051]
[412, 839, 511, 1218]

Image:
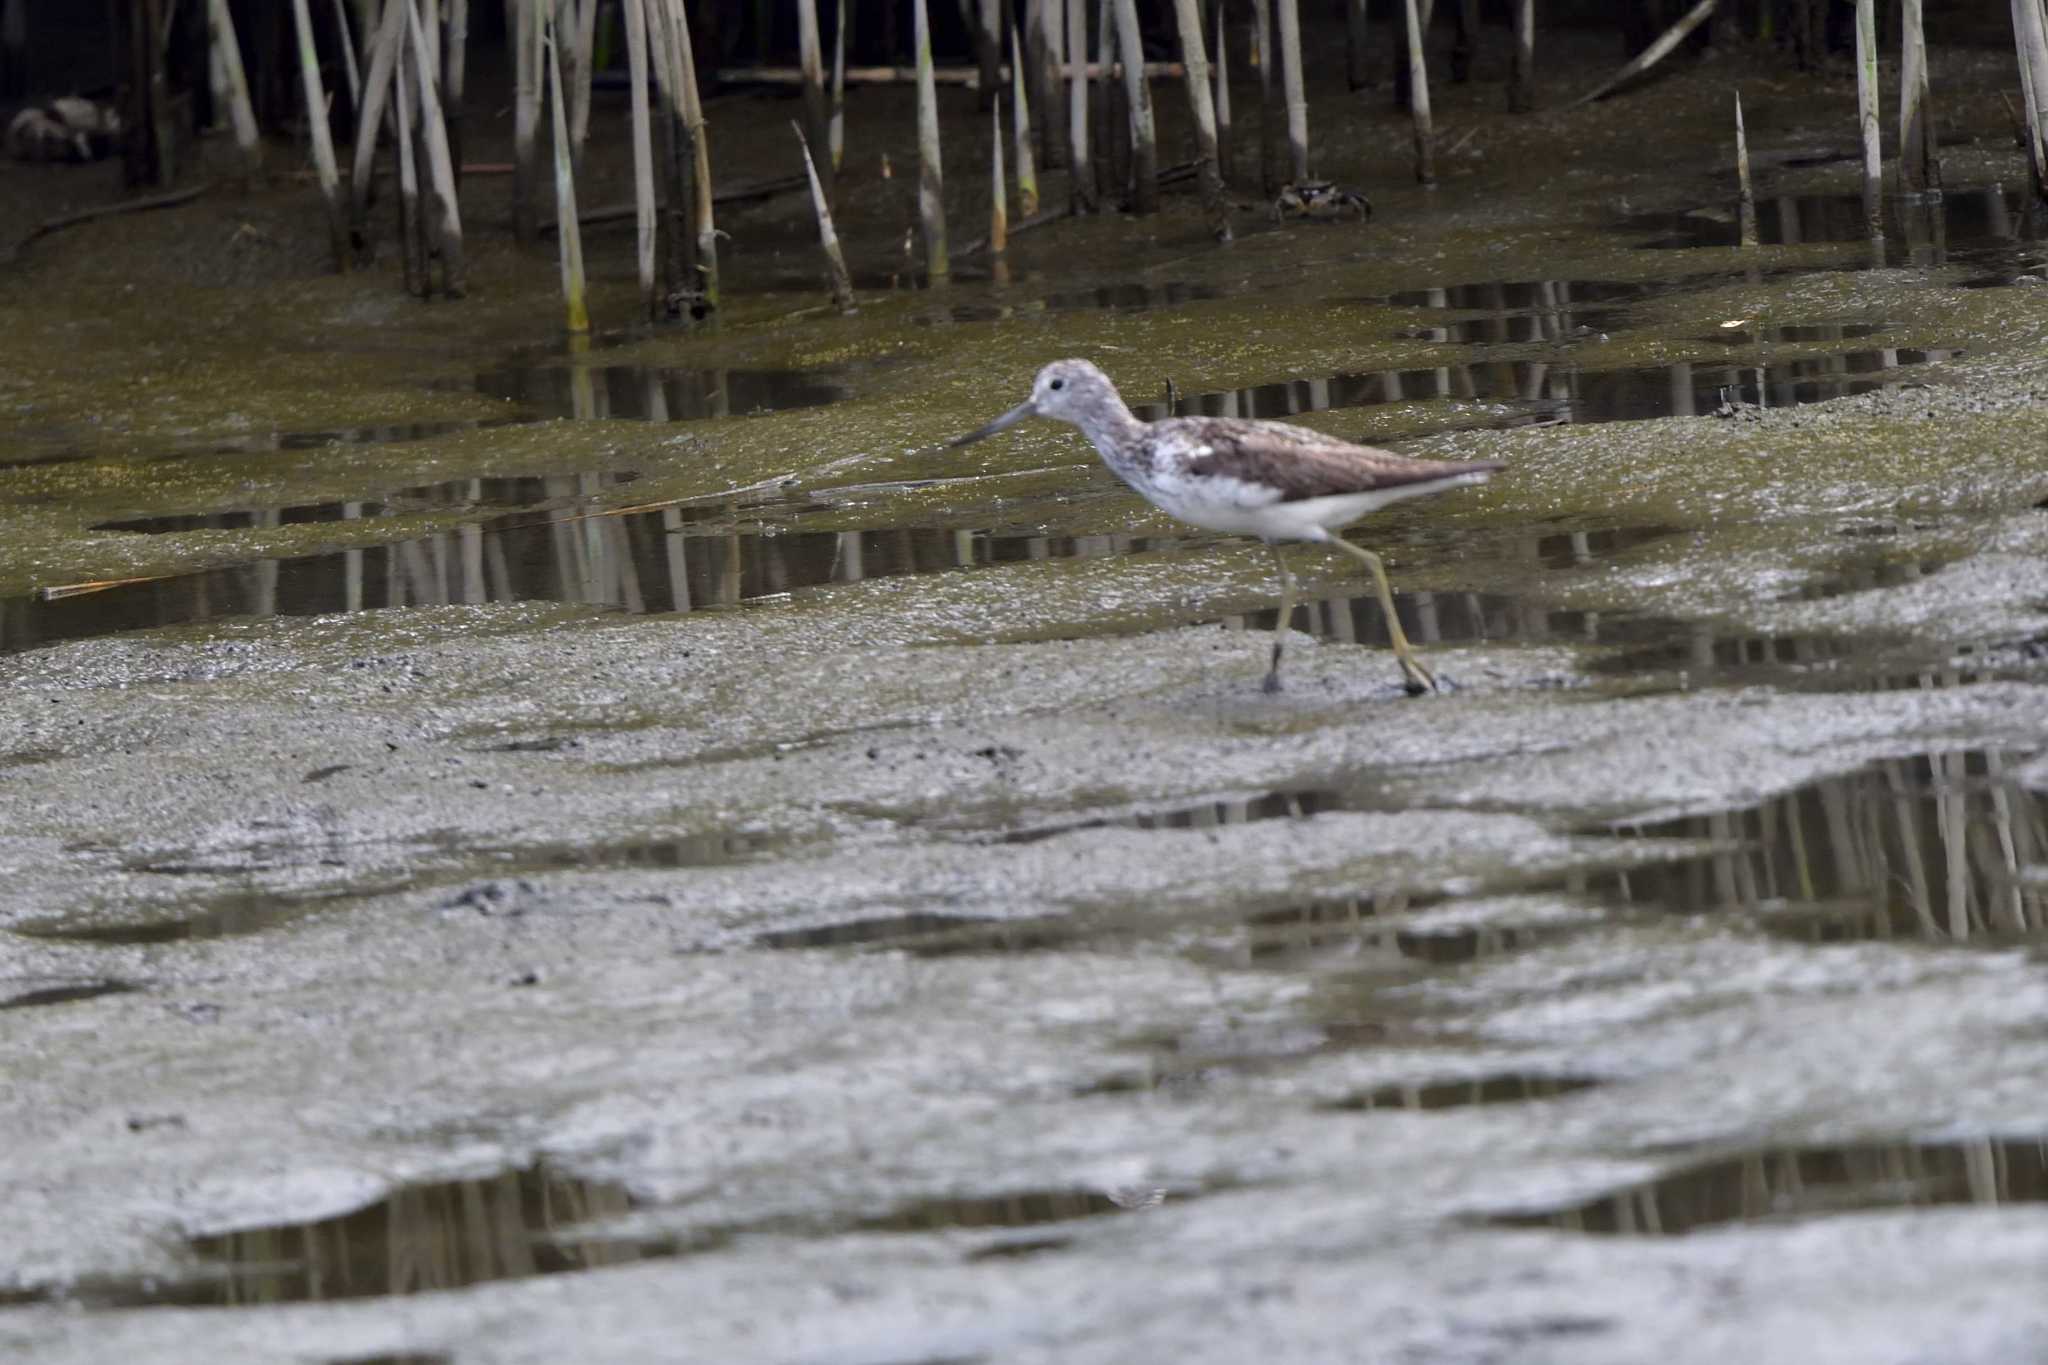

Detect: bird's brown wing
[1176, 417, 1503, 502]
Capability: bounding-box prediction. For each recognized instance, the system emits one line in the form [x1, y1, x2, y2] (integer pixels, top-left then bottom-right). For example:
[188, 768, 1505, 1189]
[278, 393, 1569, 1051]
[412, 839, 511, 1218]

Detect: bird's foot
[1397, 655, 1440, 696]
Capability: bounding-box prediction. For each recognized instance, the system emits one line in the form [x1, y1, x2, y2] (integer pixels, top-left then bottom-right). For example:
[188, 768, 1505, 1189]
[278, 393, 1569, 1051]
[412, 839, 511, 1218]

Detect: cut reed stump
[1111, 0, 1155, 211]
[1170, 0, 1230, 241]
[915, 0, 950, 278]
[795, 121, 857, 313]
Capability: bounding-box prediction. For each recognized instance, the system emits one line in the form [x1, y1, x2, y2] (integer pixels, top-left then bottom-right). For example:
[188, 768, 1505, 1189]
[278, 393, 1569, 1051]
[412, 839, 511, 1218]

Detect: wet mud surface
[3, 24, 2048, 1365]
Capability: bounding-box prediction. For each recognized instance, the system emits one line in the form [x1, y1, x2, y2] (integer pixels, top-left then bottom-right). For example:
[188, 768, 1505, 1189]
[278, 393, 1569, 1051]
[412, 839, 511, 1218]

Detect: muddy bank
[3, 21, 2048, 1365]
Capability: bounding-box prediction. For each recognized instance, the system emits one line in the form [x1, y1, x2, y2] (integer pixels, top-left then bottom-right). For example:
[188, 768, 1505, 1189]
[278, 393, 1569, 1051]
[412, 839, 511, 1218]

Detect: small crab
[1272, 181, 1373, 223]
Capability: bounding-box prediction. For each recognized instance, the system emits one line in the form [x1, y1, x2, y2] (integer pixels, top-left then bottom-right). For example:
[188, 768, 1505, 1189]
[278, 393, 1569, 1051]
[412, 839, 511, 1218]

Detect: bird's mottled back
[1154, 416, 1504, 503]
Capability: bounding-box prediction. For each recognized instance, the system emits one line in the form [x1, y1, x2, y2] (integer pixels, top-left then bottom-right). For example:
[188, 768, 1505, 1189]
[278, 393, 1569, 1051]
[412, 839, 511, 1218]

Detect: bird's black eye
[1049, 378, 1065, 390]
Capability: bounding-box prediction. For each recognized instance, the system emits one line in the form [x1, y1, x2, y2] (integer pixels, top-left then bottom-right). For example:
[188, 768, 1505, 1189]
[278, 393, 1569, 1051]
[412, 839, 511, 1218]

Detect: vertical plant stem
[794, 121, 857, 311]
[405, 0, 465, 294]
[830, 0, 847, 171]
[973, 0, 1001, 105]
[1112, 0, 1154, 211]
[1403, 0, 1435, 185]
[914, 0, 949, 278]
[571, 0, 597, 168]
[797, 0, 832, 201]
[353, 0, 406, 247]
[1898, 0, 1938, 193]
[1276, 0, 1305, 181]
[990, 102, 1007, 254]
[648, 0, 687, 309]
[1855, 0, 1881, 229]
[1010, 17, 1040, 215]
[1094, 0, 1115, 187]
[1254, 0, 1278, 193]
[670, 0, 719, 313]
[206, 0, 262, 179]
[1510, 0, 1534, 112]
[2015, 0, 2048, 193]
[624, 0, 657, 317]
[513, 0, 540, 242]
[394, 25, 422, 294]
[1736, 89, 1758, 247]
[444, 0, 467, 184]
[545, 5, 589, 332]
[1066, 0, 1094, 210]
[1171, 0, 1229, 240]
[291, 0, 350, 269]
[1214, 2, 1233, 183]
[1040, 0, 1065, 167]
[331, 0, 362, 106]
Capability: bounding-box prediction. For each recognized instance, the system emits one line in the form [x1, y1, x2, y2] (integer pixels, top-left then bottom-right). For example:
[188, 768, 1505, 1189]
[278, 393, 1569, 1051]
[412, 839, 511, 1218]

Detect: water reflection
[1499, 1138, 2048, 1234]
[1320, 1073, 1599, 1111]
[474, 363, 849, 422]
[166, 1165, 655, 1304]
[1608, 748, 2048, 944]
[932, 280, 1225, 324]
[1145, 342, 1947, 428]
[0, 484, 1184, 655]
[1624, 184, 2039, 264]
[0, 979, 137, 1010]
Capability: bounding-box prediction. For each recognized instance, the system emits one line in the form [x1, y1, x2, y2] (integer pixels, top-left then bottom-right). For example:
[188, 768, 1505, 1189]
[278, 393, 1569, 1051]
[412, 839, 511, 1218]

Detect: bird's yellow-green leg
[1325, 538, 1439, 695]
[1263, 542, 1296, 694]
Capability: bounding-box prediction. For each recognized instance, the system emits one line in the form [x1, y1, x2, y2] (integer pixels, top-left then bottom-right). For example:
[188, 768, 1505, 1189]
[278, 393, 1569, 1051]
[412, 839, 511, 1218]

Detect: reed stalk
[915, 0, 949, 277]
[1253, 0, 1279, 194]
[444, 0, 467, 182]
[647, 0, 689, 310]
[1510, 0, 1534, 111]
[623, 0, 657, 317]
[1170, 0, 1230, 239]
[1214, 2, 1233, 183]
[393, 27, 422, 293]
[1402, 0, 1434, 185]
[1066, 0, 1095, 210]
[290, 0, 349, 269]
[669, 0, 719, 313]
[570, 0, 597, 166]
[1898, 0, 1937, 193]
[545, 7, 589, 332]
[1111, 0, 1154, 211]
[798, 0, 832, 201]
[513, 0, 540, 242]
[2017, 0, 2048, 198]
[1564, 0, 1713, 109]
[990, 103, 1008, 254]
[794, 121, 857, 311]
[205, 0, 261, 180]
[1855, 0, 1881, 230]
[1043, 0, 1066, 168]
[404, 0, 465, 294]
[1010, 17, 1040, 215]
[1736, 90, 1758, 247]
[973, 0, 1001, 106]
[830, 0, 847, 170]
[1276, 0, 1305, 180]
[331, 0, 361, 105]
[1094, 0, 1115, 187]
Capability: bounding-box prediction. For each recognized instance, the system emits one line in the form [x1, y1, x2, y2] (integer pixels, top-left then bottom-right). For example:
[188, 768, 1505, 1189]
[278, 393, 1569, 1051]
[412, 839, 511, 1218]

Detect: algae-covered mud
[3, 24, 2048, 1365]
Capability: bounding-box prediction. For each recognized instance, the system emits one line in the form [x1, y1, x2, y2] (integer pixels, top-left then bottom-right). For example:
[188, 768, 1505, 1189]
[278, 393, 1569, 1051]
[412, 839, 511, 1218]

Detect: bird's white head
[950, 358, 1122, 447]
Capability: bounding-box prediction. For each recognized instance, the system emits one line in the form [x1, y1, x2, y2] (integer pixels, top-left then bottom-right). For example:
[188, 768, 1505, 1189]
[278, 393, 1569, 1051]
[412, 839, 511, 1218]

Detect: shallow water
[5, 64, 2048, 1363]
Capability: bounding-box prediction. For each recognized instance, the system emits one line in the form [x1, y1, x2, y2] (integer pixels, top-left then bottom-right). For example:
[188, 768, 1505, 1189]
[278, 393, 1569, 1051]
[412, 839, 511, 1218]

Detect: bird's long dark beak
[949, 398, 1036, 447]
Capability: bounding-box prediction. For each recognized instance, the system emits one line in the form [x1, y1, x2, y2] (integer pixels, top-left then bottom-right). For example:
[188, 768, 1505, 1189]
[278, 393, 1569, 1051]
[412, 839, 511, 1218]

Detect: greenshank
[952, 358, 1503, 694]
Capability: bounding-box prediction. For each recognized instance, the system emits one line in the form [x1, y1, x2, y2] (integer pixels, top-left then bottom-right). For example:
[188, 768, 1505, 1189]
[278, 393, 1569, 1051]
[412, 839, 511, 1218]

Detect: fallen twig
[5, 182, 211, 263]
